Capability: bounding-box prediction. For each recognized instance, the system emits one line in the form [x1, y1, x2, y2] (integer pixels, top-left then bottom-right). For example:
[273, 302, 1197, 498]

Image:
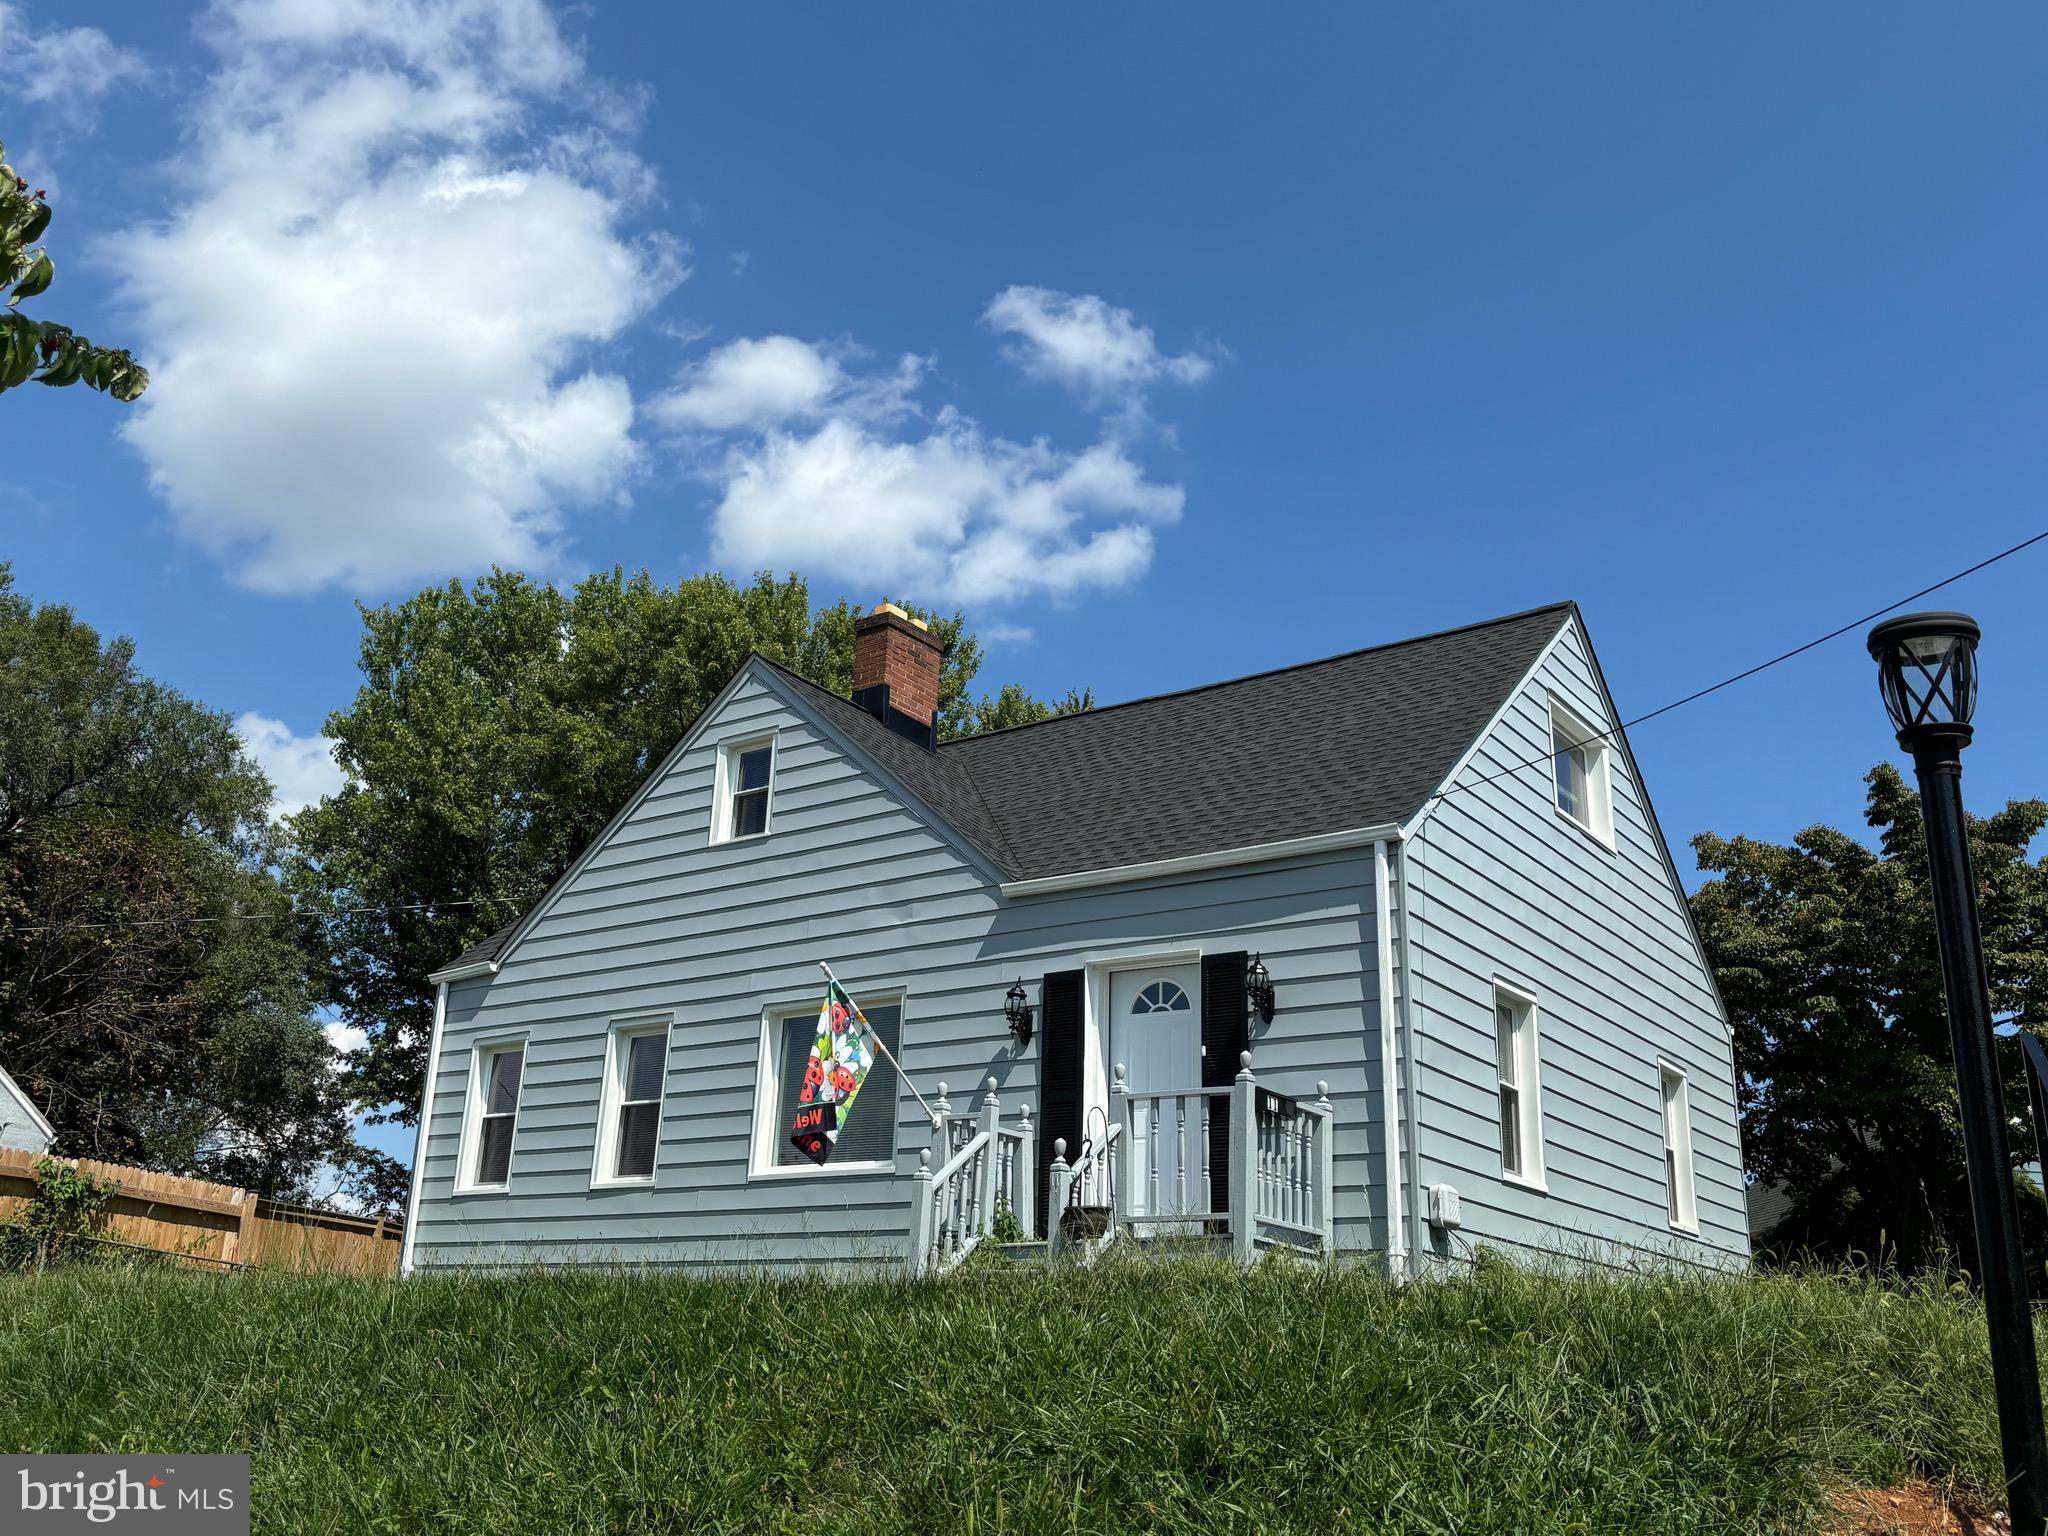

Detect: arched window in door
[1131, 980, 1191, 1014]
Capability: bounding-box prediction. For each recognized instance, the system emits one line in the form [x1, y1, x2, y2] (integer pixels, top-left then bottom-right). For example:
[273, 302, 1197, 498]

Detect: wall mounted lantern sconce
[1004, 979, 1034, 1047]
[1246, 952, 1276, 1027]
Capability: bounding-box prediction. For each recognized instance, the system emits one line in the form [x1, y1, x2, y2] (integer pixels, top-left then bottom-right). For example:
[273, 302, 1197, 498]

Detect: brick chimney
[852, 602, 942, 746]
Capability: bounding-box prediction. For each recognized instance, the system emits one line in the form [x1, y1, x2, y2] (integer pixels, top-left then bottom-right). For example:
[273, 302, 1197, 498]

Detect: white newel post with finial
[974, 1078, 1000, 1240]
[1112, 1062, 1132, 1227]
[1230, 1050, 1257, 1265]
[907, 1148, 935, 1278]
[1016, 1101, 1036, 1236]
[1047, 1137, 1073, 1259]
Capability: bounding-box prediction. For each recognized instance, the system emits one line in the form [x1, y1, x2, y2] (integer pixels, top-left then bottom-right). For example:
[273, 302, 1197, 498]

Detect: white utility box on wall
[1428, 1182, 1462, 1231]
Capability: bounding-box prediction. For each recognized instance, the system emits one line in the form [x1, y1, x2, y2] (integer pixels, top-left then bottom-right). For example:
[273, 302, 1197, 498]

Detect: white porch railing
[906, 1055, 1333, 1273]
[1112, 1069, 1229, 1227]
[1115, 1051, 1335, 1260]
[907, 1079, 1035, 1277]
[1246, 1065, 1336, 1255]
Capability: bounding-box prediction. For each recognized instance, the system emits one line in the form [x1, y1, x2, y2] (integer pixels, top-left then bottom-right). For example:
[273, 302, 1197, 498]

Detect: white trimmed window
[593, 1021, 670, 1185]
[711, 734, 776, 844]
[1550, 696, 1615, 847]
[750, 995, 903, 1176]
[1660, 1062, 1699, 1232]
[1492, 983, 1544, 1187]
[459, 1040, 525, 1192]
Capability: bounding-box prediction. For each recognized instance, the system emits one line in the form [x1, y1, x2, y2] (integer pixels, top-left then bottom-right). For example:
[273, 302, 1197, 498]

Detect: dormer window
[1549, 696, 1615, 848]
[713, 735, 776, 844]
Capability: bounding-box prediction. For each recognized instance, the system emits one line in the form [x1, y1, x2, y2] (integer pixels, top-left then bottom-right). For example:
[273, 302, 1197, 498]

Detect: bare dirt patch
[1831, 1482, 2010, 1535]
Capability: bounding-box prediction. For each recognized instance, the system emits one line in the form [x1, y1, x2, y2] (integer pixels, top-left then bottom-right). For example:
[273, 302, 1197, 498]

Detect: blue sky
[6, 4, 2048, 1162]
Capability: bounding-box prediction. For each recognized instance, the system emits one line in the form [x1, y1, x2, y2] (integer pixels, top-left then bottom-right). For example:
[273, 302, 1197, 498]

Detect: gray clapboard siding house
[402, 601, 1749, 1276]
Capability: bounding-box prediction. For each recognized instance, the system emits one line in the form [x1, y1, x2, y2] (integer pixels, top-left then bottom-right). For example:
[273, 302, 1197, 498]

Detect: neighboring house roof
[0, 1062, 57, 1148]
[434, 601, 1576, 974]
[1744, 1178, 1796, 1242]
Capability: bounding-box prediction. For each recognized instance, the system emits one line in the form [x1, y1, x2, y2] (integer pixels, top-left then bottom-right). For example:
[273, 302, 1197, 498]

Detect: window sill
[589, 1175, 656, 1191]
[1554, 804, 1617, 853]
[452, 1183, 510, 1197]
[745, 1159, 896, 1182]
[1669, 1219, 1701, 1236]
[709, 831, 771, 849]
[1501, 1170, 1550, 1196]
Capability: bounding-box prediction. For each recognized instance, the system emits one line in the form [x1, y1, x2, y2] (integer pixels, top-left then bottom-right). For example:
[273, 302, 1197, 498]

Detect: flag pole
[818, 961, 942, 1127]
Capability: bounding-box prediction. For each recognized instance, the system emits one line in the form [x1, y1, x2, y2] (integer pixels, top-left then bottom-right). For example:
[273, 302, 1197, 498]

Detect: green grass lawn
[0, 1256, 2017, 1534]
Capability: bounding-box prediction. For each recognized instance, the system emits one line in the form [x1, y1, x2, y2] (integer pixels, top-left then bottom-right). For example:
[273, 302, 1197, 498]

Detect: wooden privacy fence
[0, 1148, 402, 1275]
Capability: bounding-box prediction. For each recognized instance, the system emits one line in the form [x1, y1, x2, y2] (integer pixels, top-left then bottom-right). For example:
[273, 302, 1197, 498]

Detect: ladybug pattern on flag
[788, 977, 879, 1165]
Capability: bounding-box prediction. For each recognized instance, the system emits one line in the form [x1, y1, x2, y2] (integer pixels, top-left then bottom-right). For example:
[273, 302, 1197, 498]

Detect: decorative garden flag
[788, 976, 879, 1165]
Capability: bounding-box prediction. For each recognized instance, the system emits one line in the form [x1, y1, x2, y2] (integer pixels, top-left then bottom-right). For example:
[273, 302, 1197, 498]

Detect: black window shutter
[1036, 969, 1085, 1238]
[1201, 951, 1249, 1213]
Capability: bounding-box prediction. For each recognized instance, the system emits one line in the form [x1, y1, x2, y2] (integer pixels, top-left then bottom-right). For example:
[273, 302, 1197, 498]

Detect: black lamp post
[1868, 611, 2048, 1534]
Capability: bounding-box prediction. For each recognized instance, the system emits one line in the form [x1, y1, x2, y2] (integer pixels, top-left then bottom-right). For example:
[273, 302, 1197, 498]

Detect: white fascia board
[0, 1064, 56, 1143]
[425, 958, 499, 984]
[999, 823, 1402, 899]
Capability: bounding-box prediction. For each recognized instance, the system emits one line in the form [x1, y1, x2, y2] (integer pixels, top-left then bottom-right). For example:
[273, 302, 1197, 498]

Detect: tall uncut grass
[0, 1256, 2018, 1533]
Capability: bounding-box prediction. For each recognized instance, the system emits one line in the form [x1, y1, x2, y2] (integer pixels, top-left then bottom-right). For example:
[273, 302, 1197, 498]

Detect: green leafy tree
[1690, 764, 2048, 1273]
[0, 566, 358, 1201]
[971, 683, 1096, 735]
[290, 567, 1088, 1199]
[1, 141, 147, 400]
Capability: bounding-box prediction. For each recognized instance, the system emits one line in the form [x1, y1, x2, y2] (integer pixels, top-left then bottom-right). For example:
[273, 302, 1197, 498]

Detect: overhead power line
[1431, 526, 2048, 806]
[10, 896, 520, 937]
[12, 528, 2047, 935]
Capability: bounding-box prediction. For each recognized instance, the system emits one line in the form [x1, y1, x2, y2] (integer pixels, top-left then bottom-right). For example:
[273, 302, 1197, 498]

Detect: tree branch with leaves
[1690, 763, 2048, 1275]
[1, 140, 147, 401]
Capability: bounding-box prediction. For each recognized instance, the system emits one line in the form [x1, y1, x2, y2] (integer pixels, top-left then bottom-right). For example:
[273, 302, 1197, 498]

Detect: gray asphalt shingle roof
[945, 602, 1574, 881]
[436, 602, 1574, 970]
[439, 922, 518, 973]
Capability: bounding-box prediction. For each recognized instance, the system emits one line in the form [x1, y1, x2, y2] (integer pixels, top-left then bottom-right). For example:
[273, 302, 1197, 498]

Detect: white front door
[1110, 965, 1203, 1222]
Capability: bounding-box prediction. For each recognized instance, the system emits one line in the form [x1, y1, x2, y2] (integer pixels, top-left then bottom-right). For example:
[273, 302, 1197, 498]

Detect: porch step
[997, 1241, 1050, 1264]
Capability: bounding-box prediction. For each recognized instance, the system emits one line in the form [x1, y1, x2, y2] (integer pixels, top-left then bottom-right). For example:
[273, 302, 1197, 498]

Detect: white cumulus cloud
[108, 0, 684, 595]
[323, 1015, 370, 1061]
[984, 285, 1215, 406]
[237, 711, 344, 819]
[0, 2, 145, 107]
[651, 334, 920, 433]
[682, 288, 1208, 607]
[709, 411, 1182, 606]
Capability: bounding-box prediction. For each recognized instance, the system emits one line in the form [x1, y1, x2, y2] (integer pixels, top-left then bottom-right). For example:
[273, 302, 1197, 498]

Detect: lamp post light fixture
[1003, 979, 1034, 1048]
[1868, 611, 2048, 1535]
[1246, 953, 1276, 1027]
